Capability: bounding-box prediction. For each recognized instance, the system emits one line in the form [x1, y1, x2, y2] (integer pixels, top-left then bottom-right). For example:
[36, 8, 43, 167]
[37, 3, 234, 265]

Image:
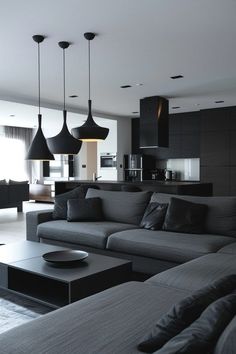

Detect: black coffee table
[0, 241, 132, 308]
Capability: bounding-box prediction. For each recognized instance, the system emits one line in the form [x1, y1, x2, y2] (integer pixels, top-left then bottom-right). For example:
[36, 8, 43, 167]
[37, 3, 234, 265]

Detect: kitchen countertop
[56, 180, 204, 185]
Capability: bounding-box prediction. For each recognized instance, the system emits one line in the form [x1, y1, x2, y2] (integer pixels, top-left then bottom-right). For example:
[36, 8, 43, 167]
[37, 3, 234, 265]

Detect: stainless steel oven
[100, 153, 117, 169]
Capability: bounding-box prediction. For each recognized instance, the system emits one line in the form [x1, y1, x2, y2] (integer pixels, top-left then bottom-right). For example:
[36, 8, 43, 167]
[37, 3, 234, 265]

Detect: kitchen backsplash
[166, 158, 200, 181]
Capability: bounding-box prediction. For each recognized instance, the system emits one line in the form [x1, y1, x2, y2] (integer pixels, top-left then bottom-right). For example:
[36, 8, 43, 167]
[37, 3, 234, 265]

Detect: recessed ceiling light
[214, 100, 224, 104]
[132, 111, 139, 114]
[120, 85, 132, 88]
[172, 106, 180, 109]
[170, 75, 184, 79]
[9, 114, 15, 117]
[69, 95, 78, 98]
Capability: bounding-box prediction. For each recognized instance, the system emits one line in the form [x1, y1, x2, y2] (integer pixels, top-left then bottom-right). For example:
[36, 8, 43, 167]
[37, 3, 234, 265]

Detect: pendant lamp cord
[88, 39, 91, 100]
[38, 42, 41, 114]
[63, 48, 66, 110]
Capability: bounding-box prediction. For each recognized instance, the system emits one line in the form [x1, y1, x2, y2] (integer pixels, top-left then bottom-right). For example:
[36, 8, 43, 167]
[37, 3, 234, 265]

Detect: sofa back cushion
[86, 189, 151, 225]
[214, 315, 236, 354]
[151, 193, 236, 237]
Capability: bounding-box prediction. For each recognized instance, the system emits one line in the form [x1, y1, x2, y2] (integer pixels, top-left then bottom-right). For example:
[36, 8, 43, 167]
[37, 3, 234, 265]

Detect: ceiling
[0, 0, 236, 119]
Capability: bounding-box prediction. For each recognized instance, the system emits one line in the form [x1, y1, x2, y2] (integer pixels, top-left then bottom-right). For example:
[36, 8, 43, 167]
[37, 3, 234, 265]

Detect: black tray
[42, 250, 88, 265]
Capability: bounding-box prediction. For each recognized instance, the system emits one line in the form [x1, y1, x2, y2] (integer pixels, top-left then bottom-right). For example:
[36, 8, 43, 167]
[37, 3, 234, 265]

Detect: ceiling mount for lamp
[71, 32, 109, 142]
[47, 41, 82, 154]
[26, 35, 54, 160]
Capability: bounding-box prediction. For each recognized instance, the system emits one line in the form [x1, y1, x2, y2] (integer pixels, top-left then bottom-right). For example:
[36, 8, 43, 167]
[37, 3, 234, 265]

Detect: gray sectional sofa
[26, 189, 236, 274]
[1, 190, 236, 353]
[1, 248, 236, 353]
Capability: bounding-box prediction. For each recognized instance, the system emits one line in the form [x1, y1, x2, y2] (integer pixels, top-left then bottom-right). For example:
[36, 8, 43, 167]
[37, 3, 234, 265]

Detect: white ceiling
[0, 0, 236, 119]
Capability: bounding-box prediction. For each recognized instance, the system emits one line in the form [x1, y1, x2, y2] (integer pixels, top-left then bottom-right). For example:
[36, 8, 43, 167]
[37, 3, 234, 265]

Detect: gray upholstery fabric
[0, 282, 189, 354]
[86, 188, 151, 225]
[107, 229, 235, 263]
[218, 242, 236, 255]
[151, 193, 236, 237]
[214, 316, 236, 354]
[26, 210, 53, 242]
[147, 253, 236, 292]
[38, 220, 137, 249]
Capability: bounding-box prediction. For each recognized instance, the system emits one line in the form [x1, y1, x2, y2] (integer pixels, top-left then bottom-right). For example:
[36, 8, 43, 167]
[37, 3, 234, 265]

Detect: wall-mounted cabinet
[132, 111, 200, 160]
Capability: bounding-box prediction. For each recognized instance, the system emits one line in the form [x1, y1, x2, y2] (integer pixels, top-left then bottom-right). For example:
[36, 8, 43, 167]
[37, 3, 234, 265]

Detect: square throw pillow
[138, 274, 236, 353]
[67, 197, 103, 222]
[140, 202, 168, 230]
[0, 179, 7, 185]
[53, 184, 99, 220]
[162, 197, 208, 234]
[151, 293, 236, 354]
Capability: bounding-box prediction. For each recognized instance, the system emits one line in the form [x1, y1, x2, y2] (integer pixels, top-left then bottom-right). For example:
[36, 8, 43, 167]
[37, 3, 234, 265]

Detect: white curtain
[3, 126, 33, 182]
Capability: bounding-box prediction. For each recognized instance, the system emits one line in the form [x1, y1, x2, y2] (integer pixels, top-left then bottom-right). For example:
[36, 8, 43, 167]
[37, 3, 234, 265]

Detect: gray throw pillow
[67, 198, 103, 222]
[163, 197, 207, 234]
[0, 179, 7, 185]
[138, 274, 236, 353]
[152, 294, 236, 354]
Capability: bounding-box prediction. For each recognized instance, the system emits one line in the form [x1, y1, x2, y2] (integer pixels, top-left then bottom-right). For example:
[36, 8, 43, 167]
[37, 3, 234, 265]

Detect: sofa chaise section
[0, 281, 190, 354]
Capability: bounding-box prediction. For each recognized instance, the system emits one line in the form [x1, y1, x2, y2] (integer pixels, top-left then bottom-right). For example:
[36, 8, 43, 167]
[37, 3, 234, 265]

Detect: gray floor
[0, 202, 53, 244]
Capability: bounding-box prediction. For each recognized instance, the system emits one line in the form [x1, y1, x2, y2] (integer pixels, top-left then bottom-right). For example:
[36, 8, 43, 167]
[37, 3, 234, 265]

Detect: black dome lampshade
[71, 32, 109, 142]
[26, 35, 54, 161]
[47, 41, 82, 154]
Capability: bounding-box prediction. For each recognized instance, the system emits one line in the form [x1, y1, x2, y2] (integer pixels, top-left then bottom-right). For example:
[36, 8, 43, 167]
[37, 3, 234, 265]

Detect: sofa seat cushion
[107, 229, 235, 263]
[147, 253, 236, 292]
[218, 242, 236, 255]
[37, 220, 137, 249]
[0, 282, 189, 354]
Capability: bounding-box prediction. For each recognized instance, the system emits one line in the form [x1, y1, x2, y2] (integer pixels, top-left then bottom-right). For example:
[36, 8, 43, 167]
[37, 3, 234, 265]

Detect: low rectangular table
[0, 241, 132, 308]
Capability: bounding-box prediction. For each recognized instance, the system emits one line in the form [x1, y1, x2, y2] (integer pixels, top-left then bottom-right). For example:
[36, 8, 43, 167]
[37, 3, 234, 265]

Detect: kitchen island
[55, 180, 212, 196]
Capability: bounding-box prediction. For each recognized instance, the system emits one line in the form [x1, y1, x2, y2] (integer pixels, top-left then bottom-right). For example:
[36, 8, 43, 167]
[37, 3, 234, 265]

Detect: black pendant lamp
[47, 42, 82, 154]
[26, 35, 54, 161]
[71, 32, 109, 142]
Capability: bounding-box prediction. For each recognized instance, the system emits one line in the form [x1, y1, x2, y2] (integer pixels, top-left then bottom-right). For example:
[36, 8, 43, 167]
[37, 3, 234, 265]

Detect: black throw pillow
[138, 274, 236, 353]
[67, 197, 103, 222]
[153, 294, 236, 354]
[53, 184, 99, 220]
[0, 179, 7, 185]
[162, 197, 208, 234]
[140, 202, 168, 230]
[8, 179, 29, 184]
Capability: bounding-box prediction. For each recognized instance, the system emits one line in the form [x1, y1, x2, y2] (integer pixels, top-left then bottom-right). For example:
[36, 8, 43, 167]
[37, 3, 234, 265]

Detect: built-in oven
[100, 153, 117, 169]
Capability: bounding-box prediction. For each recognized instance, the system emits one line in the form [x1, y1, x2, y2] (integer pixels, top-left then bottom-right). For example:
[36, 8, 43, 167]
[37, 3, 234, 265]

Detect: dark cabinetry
[132, 112, 200, 159]
[200, 107, 236, 196]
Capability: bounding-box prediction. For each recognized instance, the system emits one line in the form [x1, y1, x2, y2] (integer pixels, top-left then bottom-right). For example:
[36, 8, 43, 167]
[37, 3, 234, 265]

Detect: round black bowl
[42, 250, 88, 266]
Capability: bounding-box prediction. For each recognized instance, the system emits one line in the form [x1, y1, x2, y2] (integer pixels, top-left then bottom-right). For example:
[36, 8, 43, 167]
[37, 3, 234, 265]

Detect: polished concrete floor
[0, 202, 53, 244]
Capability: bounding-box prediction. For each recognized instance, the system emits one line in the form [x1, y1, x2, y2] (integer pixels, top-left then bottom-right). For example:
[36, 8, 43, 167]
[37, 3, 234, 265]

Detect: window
[0, 137, 28, 180]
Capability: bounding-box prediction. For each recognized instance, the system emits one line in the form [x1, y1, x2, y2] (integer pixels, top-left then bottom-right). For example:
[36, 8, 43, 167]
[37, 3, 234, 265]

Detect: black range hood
[139, 96, 169, 148]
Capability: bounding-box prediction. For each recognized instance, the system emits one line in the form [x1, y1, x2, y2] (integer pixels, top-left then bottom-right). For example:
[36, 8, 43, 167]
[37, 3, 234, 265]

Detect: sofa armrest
[26, 210, 53, 242]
